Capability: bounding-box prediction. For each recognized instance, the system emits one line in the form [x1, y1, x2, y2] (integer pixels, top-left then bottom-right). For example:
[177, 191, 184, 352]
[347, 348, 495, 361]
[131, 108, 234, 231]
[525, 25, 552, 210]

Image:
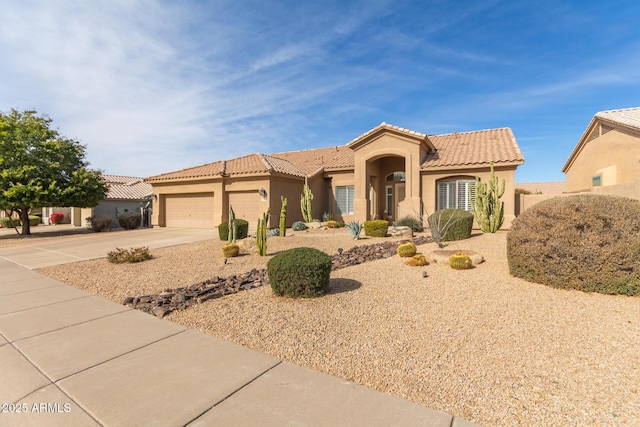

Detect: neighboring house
[563, 107, 640, 194]
[146, 123, 524, 230]
[60, 175, 153, 227]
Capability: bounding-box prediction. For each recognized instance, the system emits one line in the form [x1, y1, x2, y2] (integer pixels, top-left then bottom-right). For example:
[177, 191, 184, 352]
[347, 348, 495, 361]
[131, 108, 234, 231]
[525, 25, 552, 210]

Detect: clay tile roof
[346, 122, 428, 146]
[102, 175, 153, 199]
[271, 145, 355, 175]
[422, 128, 524, 168]
[224, 153, 305, 177]
[145, 161, 224, 182]
[595, 107, 640, 131]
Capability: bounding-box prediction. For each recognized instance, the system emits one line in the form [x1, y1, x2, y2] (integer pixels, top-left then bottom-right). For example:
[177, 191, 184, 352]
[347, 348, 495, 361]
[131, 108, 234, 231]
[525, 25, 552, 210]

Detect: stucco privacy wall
[564, 127, 640, 193]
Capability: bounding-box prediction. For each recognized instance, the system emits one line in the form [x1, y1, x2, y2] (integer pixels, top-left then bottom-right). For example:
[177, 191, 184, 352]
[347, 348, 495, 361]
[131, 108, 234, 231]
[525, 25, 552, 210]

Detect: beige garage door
[228, 191, 260, 227]
[164, 193, 215, 228]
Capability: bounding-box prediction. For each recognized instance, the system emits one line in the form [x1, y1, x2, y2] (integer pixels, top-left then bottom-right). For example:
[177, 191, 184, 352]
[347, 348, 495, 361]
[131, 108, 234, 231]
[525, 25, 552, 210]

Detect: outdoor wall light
[258, 188, 267, 197]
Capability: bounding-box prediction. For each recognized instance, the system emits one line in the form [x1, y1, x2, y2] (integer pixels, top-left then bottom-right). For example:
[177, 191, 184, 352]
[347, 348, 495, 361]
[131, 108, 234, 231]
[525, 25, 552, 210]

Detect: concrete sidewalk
[0, 227, 217, 269]
[0, 230, 480, 426]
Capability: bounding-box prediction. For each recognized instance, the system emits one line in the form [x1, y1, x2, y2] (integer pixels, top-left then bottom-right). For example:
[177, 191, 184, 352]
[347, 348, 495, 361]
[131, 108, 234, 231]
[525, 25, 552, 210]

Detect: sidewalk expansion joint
[184, 360, 284, 426]
[51, 329, 188, 383]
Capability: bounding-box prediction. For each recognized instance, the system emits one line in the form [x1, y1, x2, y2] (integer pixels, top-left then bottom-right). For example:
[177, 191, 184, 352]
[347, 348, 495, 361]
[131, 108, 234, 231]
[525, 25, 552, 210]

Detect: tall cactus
[279, 196, 287, 237]
[256, 208, 270, 256]
[228, 205, 237, 243]
[300, 177, 313, 222]
[471, 162, 505, 233]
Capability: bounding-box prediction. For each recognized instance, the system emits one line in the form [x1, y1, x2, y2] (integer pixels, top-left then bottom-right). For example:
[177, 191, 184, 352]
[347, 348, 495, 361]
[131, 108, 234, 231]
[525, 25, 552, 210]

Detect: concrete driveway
[0, 227, 217, 269]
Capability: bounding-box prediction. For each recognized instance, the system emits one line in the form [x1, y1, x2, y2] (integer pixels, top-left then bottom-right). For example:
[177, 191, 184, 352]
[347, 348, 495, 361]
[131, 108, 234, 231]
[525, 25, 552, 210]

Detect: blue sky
[2, 0, 639, 182]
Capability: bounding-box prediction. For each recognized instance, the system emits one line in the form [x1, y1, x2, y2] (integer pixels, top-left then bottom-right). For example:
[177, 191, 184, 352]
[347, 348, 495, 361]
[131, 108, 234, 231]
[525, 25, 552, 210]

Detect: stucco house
[562, 107, 640, 194]
[146, 123, 524, 230]
[71, 175, 153, 228]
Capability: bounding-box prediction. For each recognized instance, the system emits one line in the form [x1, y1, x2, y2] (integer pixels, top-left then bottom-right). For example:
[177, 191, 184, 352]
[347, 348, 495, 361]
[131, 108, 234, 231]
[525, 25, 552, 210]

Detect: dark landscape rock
[124, 235, 432, 317]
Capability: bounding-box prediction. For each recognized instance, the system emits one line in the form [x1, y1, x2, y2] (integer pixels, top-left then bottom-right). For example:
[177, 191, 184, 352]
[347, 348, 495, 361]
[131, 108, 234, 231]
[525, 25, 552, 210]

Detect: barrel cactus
[405, 253, 427, 267]
[397, 242, 417, 257]
[222, 243, 240, 258]
[449, 253, 472, 270]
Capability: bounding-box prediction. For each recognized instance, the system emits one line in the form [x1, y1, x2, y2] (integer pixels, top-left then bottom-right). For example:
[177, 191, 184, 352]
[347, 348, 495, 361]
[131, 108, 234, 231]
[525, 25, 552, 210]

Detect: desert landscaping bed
[36, 229, 640, 426]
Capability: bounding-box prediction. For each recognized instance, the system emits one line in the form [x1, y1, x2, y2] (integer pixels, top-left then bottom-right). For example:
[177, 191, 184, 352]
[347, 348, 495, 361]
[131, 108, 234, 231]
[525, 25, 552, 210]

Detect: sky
[1, 0, 639, 183]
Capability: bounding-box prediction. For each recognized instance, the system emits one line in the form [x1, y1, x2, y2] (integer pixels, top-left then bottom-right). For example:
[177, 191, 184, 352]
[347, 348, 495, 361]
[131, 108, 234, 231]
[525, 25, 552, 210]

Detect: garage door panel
[165, 193, 215, 228]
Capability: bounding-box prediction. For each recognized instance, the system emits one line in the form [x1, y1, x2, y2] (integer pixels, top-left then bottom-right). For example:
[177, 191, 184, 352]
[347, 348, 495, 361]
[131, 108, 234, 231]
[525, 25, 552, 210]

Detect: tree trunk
[19, 208, 31, 236]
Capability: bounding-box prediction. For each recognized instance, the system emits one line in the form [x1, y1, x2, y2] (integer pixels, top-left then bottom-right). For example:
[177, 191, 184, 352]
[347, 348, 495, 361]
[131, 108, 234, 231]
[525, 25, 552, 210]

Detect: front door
[385, 183, 406, 221]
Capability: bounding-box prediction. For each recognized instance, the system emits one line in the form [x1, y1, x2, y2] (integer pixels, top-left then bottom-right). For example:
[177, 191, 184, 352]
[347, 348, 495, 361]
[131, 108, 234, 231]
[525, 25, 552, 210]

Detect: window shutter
[347, 186, 354, 214]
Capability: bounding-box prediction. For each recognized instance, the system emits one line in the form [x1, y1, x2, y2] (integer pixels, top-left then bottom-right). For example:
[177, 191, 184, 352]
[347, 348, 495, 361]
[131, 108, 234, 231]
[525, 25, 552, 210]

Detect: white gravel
[37, 229, 640, 427]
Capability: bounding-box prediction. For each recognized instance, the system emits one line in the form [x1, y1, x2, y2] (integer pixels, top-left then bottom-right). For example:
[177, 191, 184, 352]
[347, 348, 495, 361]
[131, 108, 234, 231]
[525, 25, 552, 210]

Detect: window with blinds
[336, 185, 354, 214]
[437, 179, 476, 211]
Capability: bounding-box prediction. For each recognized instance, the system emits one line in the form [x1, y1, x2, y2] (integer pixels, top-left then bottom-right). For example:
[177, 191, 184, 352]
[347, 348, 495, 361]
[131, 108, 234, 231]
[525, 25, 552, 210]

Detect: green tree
[0, 109, 108, 235]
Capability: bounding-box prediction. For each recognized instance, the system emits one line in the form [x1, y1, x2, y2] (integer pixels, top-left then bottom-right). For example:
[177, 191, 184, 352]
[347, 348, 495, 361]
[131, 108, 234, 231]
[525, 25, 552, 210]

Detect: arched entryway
[364, 155, 406, 221]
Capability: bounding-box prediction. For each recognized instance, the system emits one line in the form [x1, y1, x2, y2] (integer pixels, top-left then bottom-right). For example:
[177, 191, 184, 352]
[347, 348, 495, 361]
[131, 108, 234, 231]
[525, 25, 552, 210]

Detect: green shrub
[507, 195, 640, 296]
[118, 212, 142, 230]
[292, 221, 307, 231]
[218, 219, 249, 240]
[86, 215, 112, 232]
[29, 215, 40, 226]
[397, 216, 424, 232]
[267, 247, 332, 297]
[0, 217, 21, 228]
[107, 247, 152, 263]
[363, 220, 389, 237]
[427, 209, 473, 242]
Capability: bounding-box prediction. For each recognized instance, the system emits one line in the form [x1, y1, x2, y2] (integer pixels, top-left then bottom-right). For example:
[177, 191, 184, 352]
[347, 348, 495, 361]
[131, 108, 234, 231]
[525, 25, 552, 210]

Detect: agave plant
[346, 221, 362, 240]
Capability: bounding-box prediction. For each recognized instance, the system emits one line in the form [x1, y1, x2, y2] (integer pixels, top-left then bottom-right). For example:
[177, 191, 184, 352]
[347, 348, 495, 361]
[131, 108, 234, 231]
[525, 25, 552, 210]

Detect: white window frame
[336, 185, 354, 215]
[437, 179, 476, 211]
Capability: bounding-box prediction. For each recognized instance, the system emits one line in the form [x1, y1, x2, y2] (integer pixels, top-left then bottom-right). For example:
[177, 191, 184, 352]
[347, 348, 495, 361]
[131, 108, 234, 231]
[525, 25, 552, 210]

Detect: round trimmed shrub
[118, 212, 142, 230]
[0, 217, 21, 228]
[218, 219, 249, 241]
[29, 215, 41, 226]
[508, 195, 640, 296]
[427, 209, 473, 242]
[86, 215, 112, 232]
[397, 215, 424, 232]
[267, 247, 331, 297]
[364, 220, 389, 237]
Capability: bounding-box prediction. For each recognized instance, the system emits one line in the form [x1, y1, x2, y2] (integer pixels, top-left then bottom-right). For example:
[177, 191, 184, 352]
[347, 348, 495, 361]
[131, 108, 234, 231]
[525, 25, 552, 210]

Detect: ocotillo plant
[471, 162, 505, 233]
[256, 208, 270, 256]
[279, 196, 287, 237]
[300, 177, 313, 222]
[228, 205, 237, 243]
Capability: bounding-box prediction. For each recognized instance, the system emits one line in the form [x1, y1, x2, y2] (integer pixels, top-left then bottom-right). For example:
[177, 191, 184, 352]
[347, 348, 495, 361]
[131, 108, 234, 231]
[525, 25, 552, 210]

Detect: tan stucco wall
[565, 128, 640, 192]
[592, 179, 640, 200]
[268, 176, 305, 227]
[323, 170, 355, 223]
[421, 166, 518, 229]
[352, 133, 427, 223]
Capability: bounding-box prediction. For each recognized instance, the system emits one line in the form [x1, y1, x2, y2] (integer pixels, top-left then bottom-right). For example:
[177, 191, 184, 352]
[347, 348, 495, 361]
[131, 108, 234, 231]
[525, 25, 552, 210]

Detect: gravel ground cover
[36, 228, 640, 426]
